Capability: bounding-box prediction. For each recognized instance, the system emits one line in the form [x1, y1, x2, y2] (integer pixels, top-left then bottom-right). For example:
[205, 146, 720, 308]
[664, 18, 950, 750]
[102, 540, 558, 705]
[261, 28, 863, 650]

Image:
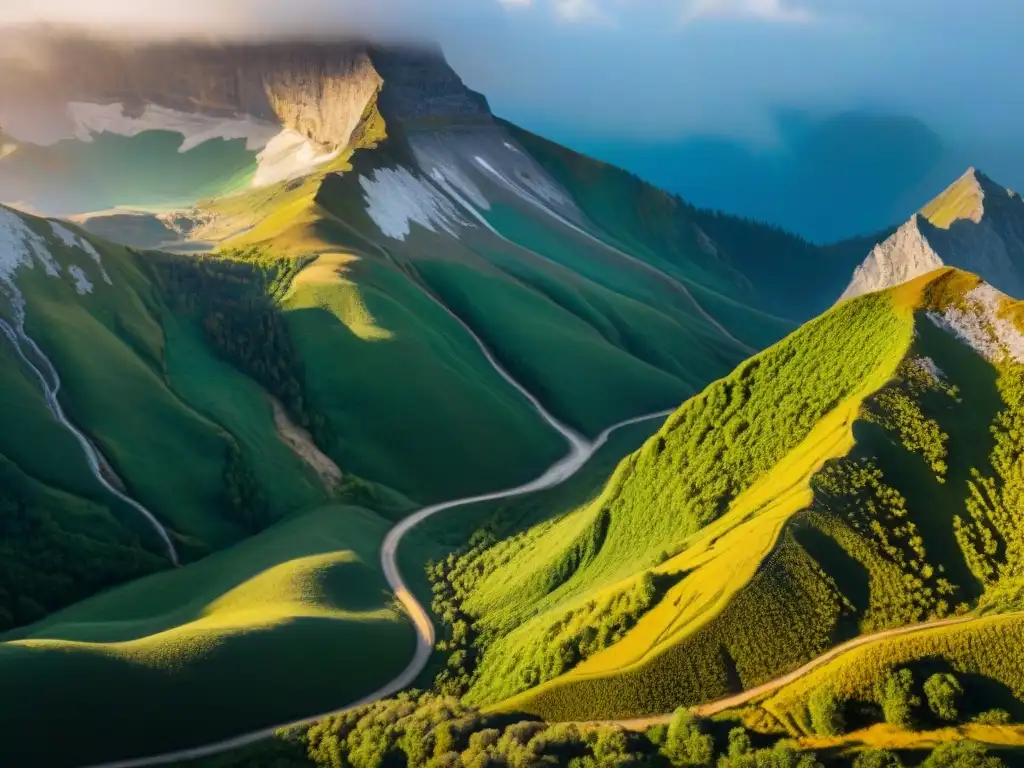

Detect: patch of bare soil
[270, 397, 342, 493]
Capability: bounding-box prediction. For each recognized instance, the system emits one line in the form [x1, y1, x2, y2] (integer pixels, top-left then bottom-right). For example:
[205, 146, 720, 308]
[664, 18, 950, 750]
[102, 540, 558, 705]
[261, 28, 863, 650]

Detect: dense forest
[144, 246, 332, 449]
[0, 460, 164, 631]
[198, 691, 1011, 768]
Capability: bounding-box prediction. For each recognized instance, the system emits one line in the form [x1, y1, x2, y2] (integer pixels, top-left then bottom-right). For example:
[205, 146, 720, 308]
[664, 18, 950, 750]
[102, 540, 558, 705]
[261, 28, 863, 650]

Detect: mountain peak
[0, 32, 492, 155]
[842, 167, 1024, 301]
[919, 166, 1017, 229]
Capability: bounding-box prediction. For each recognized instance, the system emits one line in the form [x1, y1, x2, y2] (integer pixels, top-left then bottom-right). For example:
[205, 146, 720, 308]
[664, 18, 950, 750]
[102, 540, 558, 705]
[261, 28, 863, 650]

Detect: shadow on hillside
[853, 317, 1005, 605]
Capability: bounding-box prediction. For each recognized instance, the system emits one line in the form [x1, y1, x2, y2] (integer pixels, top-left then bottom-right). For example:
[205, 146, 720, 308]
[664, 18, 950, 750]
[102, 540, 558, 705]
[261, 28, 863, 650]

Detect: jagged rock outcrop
[369, 47, 491, 126]
[842, 169, 1024, 300]
[0, 31, 491, 151]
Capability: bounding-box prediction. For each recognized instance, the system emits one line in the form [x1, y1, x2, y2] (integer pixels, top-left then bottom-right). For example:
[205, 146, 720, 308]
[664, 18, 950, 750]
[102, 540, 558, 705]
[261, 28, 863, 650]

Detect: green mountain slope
[506, 122, 892, 324]
[0, 54, 797, 766]
[421, 268, 1024, 726]
[0, 35, 961, 767]
[0, 504, 413, 768]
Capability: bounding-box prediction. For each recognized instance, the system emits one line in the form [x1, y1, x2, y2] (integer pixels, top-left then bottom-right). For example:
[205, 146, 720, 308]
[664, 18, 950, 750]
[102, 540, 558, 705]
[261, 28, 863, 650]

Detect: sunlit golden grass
[920, 170, 986, 229]
[799, 722, 1024, 751]
[752, 612, 1024, 737]
[492, 364, 902, 717]
[479, 281, 927, 720]
[284, 253, 394, 342]
[197, 152, 354, 250]
[0, 505, 413, 766]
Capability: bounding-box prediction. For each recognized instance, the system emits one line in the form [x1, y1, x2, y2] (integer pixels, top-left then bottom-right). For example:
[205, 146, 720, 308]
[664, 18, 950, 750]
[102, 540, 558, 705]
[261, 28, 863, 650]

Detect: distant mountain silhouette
[561, 110, 1020, 244]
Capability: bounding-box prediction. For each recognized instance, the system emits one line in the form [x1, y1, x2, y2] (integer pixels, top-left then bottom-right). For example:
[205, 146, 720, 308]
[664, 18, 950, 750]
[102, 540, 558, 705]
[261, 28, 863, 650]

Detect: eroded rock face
[842, 169, 1024, 301]
[841, 216, 944, 300]
[0, 32, 490, 150]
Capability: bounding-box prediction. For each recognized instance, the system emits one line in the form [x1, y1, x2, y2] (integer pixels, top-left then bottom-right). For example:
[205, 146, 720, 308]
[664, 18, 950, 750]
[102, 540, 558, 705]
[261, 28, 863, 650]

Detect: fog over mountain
[2, 0, 1021, 239]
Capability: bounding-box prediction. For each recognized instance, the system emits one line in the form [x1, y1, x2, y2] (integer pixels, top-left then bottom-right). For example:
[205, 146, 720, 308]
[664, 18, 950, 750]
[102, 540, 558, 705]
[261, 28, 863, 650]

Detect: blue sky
[4, 0, 1023, 237]
[5, 1, 1021, 147]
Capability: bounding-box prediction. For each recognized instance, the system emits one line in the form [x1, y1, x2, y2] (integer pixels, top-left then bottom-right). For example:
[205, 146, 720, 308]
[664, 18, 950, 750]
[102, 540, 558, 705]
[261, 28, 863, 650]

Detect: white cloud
[498, 0, 616, 25]
[554, 0, 616, 24]
[681, 0, 815, 24]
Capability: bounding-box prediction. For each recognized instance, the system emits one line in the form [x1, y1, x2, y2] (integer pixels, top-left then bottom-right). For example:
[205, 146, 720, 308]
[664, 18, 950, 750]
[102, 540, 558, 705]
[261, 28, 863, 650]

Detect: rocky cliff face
[0, 31, 491, 150]
[842, 169, 1024, 300]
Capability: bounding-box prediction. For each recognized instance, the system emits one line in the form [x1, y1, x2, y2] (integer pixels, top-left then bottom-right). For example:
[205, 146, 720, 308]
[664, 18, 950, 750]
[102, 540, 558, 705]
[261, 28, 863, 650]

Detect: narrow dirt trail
[79, 284, 672, 768]
[576, 613, 1011, 732]
[270, 395, 343, 493]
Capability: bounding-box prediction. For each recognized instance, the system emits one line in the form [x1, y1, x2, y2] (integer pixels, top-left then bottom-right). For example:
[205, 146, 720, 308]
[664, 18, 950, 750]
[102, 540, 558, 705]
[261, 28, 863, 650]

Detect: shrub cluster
[0, 461, 164, 631]
[955, 365, 1024, 595]
[812, 457, 960, 627]
[197, 695, 1010, 768]
[862, 358, 958, 481]
[144, 246, 331, 449]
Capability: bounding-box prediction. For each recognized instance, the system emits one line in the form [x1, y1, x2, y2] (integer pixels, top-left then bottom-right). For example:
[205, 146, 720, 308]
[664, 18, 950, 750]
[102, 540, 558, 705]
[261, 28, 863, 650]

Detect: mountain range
[1, 28, 1024, 768]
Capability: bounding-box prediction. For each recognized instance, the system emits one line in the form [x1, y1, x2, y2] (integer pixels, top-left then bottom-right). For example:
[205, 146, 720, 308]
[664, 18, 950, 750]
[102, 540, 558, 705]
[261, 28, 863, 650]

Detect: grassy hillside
[309, 130, 771, 442]
[747, 612, 1024, 738]
[1, 214, 337, 550]
[505, 121, 889, 324]
[279, 249, 568, 503]
[421, 279, 918, 717]
[0, 504, 413, 768]
[404, 268, 1024, 728]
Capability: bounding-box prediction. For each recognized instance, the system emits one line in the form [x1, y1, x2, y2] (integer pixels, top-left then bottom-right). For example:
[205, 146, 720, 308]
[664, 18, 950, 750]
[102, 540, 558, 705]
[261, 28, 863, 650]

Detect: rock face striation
[0, 31, 492, 151]
[843, 168, 1024, 300]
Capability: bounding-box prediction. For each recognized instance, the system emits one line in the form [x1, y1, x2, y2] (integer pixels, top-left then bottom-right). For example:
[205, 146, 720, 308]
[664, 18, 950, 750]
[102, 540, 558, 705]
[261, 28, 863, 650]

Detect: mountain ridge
[842, 168, 1024, 301]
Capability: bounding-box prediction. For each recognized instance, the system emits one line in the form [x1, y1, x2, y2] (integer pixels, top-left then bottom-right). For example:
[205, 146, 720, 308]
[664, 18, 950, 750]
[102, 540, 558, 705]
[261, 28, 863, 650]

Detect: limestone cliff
[842, 169, 1024, 300]
[0, 31, 491, 151]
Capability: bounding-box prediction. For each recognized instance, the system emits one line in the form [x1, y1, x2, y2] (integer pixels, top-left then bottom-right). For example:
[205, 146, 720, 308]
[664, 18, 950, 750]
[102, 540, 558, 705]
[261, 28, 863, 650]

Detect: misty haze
[0, 3, 1022, 768]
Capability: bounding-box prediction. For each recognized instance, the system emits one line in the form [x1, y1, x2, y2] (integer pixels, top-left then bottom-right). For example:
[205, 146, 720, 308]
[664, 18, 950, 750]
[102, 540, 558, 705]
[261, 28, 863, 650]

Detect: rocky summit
[842, 167, 1024, 300]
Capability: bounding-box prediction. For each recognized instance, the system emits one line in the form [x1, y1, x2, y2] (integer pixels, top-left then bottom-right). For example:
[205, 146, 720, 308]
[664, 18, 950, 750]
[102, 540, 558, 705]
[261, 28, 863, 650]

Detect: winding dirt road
[81, 305, 672, 767]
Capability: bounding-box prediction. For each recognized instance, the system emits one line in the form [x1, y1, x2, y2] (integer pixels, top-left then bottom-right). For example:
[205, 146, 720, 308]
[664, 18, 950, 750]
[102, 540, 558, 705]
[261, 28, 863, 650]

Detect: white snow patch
[911, 356, 946, 382]
[928, 283, 1024, 363]
[0, 208, 60, 279]
[503, 141, 522, 154]
[49, 221, 112, 285]
[513, 166, 569, 206]
[473, 155, 569, 208]
[68, 265, 93, 295]
[67, 102, 281, 153]
[429, 165, 490, 211]
[429, 170, 500, 234]
[360, 167, 466, 241]
[408, 136, 491, 212]
[252, 129, 340, 187]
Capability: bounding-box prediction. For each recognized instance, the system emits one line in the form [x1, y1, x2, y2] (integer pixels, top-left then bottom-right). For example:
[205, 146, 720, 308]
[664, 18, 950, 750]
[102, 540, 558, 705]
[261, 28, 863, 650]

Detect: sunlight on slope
[8, 506, 403, 662]
[493, 376, 890, 714]
[284, 253, 393, 341]
[492, 275, 935, 718]
[756, 612, 1024, 737]
[799, 722, 1024, 752]
[198, 152, 354, 248]
[13, 551, 393, 666]
[0, 505, 412, 766]
[921, 168, 987, 229]
[196, 98, 387, 251]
